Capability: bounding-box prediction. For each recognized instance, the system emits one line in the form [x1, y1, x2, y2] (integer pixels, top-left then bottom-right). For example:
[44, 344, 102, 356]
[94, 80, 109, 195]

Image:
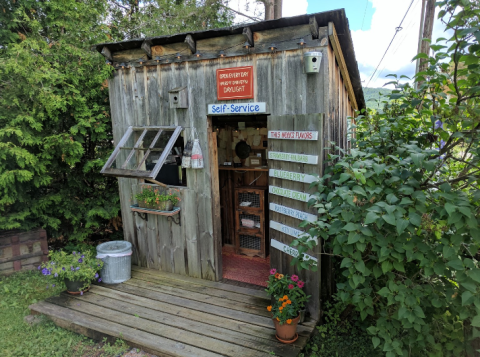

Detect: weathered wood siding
[108, 23, 355, 284]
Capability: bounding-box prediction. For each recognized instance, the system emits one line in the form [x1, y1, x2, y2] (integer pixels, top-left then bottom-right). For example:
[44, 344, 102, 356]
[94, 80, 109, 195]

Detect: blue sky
[307, 1, 374, 31]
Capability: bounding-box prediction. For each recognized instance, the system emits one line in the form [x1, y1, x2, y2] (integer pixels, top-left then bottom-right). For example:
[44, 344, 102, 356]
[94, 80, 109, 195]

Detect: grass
[0, 270, 129, 357]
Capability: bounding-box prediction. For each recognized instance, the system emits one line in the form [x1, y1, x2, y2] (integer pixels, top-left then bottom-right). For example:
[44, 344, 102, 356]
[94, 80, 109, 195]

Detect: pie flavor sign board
[216, 66, 254, 100]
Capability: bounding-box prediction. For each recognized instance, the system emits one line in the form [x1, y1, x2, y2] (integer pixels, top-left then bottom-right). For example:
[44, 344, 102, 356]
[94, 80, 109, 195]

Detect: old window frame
[101, 125, 183, 181]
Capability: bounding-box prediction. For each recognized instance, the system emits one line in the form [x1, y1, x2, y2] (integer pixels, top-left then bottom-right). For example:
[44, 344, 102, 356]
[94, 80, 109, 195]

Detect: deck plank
[132, 270, 269, 308]
[45, 295, 275, 357]
[123, 277, 271, 317]
[57, 292, 304, 357]
[132, 265, 270, 299]
[30, 301, 224, 357]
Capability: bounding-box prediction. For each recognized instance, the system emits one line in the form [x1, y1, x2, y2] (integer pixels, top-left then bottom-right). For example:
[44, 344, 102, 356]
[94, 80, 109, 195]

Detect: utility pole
[415, 0, 435, 78]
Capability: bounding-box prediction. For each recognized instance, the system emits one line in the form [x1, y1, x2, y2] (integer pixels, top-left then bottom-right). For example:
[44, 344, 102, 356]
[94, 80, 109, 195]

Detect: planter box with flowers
[266, 269, 310, 343]
[134, 186, 181, 212]
[38, 250, 103, 295]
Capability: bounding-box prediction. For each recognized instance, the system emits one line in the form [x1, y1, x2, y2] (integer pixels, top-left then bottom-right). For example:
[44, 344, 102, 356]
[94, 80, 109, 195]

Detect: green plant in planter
[135, 186, 181, 209]
[38, 250, 103, 293]
[266, 269, 310, 325]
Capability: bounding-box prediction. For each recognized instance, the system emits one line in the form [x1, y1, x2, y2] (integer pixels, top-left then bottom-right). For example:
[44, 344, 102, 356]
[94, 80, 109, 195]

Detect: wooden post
[416, 0, 435, 80]
[184, 35, 196, 54]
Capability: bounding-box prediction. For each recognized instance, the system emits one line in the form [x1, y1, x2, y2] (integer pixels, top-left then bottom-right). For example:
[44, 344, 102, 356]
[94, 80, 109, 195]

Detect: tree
[292, 0, 480, 355]
[257, 0, 282, 20]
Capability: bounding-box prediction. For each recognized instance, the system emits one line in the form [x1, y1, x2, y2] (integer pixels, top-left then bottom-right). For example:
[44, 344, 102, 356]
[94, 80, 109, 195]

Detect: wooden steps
[29, 266, 316, 357]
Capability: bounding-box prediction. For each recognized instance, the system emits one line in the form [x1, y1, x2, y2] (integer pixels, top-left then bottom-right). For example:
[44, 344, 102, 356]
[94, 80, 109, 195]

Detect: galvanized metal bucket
[304, 51, 322, 73]
[96, 241, 132, 284]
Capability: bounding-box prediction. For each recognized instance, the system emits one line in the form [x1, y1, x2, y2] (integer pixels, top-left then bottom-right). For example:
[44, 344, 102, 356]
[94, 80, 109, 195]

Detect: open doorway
[211, 115, 271, 288]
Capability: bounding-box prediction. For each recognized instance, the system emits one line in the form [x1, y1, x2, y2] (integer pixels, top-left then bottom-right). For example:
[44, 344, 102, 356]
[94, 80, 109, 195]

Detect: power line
[366, 0, 416, 87]
[361, 0, 369, 31]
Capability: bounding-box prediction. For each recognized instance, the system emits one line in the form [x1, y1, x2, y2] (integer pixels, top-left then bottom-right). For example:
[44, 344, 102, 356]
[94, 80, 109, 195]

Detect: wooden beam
[242, 27, 254, 47]
[141, 40, 152, 59]
[309, 16, 319, 40]
[184, 34, 196, 54]
[328, 22, 358, 111]
[101, 46, 113, 61]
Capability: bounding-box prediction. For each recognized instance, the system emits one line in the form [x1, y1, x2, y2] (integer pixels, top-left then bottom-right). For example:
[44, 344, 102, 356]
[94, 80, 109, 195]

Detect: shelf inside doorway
[219, 166, 268, 172]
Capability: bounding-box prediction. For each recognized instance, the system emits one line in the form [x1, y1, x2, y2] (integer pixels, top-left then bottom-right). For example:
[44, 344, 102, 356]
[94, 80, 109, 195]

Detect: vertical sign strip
[269, 203, 317, 223]
[270, 220, 317, 244]
[269, 169, 317, 184]
[269, 186, 314, 203]
[270, 239, 318, 264]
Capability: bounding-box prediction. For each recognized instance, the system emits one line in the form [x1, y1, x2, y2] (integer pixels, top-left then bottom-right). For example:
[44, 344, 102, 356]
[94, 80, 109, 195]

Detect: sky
[227, 0, 449, 89]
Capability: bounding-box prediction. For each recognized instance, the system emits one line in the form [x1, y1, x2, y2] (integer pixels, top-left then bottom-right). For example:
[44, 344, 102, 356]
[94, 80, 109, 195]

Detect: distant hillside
[363, 87, 393, 111]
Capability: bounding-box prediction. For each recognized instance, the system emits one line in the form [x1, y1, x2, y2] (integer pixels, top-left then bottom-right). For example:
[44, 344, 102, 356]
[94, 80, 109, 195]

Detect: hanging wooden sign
[208, 102, 266, 115]
[269, 186, 314, 203]
[269, 203, 317, 223]
[216, 66, 254, 100]
[268, 151, 318, 164]
[268, 131, 318, 140]
[269, 169, 317, 184]
[270, 239, 318, 264]
[270, 220, 317, 243]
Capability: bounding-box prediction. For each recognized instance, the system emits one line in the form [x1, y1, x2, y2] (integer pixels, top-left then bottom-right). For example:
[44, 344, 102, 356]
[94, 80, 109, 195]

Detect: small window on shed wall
[101, 126, 182, 181]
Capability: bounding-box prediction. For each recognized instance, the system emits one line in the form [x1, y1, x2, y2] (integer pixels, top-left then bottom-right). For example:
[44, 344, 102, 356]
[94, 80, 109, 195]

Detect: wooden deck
[29, 266, 316, 357]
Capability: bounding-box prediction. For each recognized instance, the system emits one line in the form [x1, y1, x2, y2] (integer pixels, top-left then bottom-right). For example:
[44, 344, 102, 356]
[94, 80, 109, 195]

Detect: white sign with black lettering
[269, 169, 317, 184]
[269, 186, 314, 203]
[268, 151, 318, 165]
[270, 220, 317, 244]
[268, 131, 318, 140]
[270, 239, 318, 264]
[269, 203, 317, 223]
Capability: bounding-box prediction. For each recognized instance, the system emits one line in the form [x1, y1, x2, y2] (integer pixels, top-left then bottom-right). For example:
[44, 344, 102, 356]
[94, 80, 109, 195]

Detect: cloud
[352, 0, 450, 88]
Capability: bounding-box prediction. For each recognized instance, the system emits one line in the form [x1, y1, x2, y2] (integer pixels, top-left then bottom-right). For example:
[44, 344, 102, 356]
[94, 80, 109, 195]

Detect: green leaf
[469, 269, 480, 284]
[373, 265, 382, 278]
[365, 212, 379, 225]
[459, 206, 472, 218]
[355, 260, 366, 274]
[445, 203, 456, 216]
[396, 219, 409, 234]
[347, 233, 361, 244]
[471, 315, 480, 328]
[447, 258, 464, 271]
[340, 258, 352, 268]
[386, 194, 399, 204]
[413, 305, 425, 318]
[409, 212, 422, 227]
[352, 186, 367, 197]
[372, 337, 381, 349]
[373, 163, 386, 175]
[393, 261, 405, 272]
[382, 213, 396, 226]
[343, 223, 359, 232]
[410, 153, 425, 167]
[339, 173, 351, 183]
[382, 260, 393, 273]
[462, 291, 474, 306]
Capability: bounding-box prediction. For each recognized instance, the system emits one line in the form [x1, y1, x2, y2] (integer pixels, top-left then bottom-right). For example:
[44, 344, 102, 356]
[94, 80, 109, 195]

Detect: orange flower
[287, 300, 292, 305]
[282, 295, 288, 300]
[274, 273, 280, 279]
[276, 317, 280, 321]
[278, 298, 283, 301]
[279, 306, 283, 311]
[278, 274, 284, 279]
[267, 306, 272, 312]
[282, 302, 287, 307]
[286, 319, 292, 325]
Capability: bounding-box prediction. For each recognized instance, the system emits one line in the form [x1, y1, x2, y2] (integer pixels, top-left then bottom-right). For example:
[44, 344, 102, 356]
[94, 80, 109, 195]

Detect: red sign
[216, 66, 254, 100]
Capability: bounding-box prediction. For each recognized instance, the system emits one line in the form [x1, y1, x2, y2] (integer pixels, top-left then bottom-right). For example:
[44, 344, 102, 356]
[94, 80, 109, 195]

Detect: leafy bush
[293, 1, 480, 355]
[301, 301, 382, 357]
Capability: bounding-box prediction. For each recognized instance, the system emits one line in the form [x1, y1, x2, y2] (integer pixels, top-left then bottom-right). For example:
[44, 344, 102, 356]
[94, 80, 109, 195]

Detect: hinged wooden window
[101, 126, 183, 181]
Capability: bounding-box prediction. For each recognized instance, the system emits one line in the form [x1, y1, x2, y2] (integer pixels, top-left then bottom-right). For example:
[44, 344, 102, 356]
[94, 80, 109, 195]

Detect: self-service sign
[216, 66, 254, 100]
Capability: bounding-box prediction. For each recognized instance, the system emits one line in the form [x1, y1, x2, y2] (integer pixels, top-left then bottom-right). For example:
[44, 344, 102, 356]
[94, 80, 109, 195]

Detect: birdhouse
[168, 86, 188, 109]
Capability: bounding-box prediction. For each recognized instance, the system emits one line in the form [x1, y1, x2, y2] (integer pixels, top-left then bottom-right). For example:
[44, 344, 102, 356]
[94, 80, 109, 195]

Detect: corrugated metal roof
[95, 9, 365, 110]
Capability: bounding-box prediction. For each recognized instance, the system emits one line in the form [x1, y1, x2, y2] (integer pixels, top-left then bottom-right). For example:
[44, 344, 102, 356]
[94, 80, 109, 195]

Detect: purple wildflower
[434, 120, 443, 129]
[37, 266, 41, 270]
[80, 291, 83, 296]
[81, 255, 85, 258]
[76, 267, 80, 270]
[50, 261, 54, 265]
[62, 267, 65, 271]
[71, 266, 74, 271]
[54, 273, 58, 278]
[46, 285, 49, 289]
[440, 139, 445, 149]
[42, 268, 51, 276]
[98, 278, 102, 282]
[52, 284, 55, 288]
[95, 273, 99, 278]
[78, 258, 83, 263]
[73, 251, 76, 255]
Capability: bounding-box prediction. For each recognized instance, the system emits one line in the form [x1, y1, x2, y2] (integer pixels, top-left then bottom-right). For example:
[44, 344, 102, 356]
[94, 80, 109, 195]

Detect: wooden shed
[96, 9, 365, 322]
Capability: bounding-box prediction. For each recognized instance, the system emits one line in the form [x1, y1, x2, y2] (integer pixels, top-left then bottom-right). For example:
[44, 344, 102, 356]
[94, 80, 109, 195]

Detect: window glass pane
[142, 130, 179, 171]
[110, 130, 135, 170]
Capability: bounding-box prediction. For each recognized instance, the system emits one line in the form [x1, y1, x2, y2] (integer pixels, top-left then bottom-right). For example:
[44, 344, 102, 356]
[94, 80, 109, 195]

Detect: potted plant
[38, 250, 103, 295]
[266, 269, 309, 343]
[135, 186, 181, 211]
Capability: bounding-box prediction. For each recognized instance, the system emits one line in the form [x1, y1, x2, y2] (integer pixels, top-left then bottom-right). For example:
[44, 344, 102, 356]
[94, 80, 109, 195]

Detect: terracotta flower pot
[273, 314, 300, 342]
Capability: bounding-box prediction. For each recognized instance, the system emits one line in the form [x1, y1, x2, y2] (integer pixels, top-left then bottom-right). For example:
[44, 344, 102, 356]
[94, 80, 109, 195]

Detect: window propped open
[101, 126, 183, 183]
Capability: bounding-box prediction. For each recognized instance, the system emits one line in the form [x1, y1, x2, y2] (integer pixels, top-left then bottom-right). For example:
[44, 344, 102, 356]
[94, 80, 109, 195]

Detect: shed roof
[95, 9, 365, 110]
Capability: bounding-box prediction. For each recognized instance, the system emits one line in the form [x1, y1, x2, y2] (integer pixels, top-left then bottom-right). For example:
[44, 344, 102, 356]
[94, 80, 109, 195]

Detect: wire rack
[239, 213, 261, 229]
[238, 191, 261, 208]
[239, 234, 261, 250]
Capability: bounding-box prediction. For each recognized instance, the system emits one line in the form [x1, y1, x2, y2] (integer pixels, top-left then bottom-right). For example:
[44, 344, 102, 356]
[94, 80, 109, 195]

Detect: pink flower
[270, 268, 277, 275]
[288, 284, 294, 289]
[291, 274, 299, 282]
[297, 281, 305, 288]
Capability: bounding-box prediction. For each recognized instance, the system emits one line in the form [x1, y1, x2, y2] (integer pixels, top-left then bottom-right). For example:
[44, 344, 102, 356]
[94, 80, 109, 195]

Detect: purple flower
[78, 258, 83, 263]
[54, 273, 58, 278]
[81, 255, 85, 258]
[435, 120, 443, 129]
[46, 285, 49, 289]
[71, 266, 75, 271]
[37, 266, 41, 270]
[95, 273, 99, 278]
[76, 267, 80, 270]
[52, 284, 55, 288]
[42, 268, 51, 276]
[98, 278, 102, 282]
[62, 267, 65, 271]
[73, 251, 76, 255]
[440, 140, 445, 149]
[80, 291, 83, 296]
[50, 261, 54, 265]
